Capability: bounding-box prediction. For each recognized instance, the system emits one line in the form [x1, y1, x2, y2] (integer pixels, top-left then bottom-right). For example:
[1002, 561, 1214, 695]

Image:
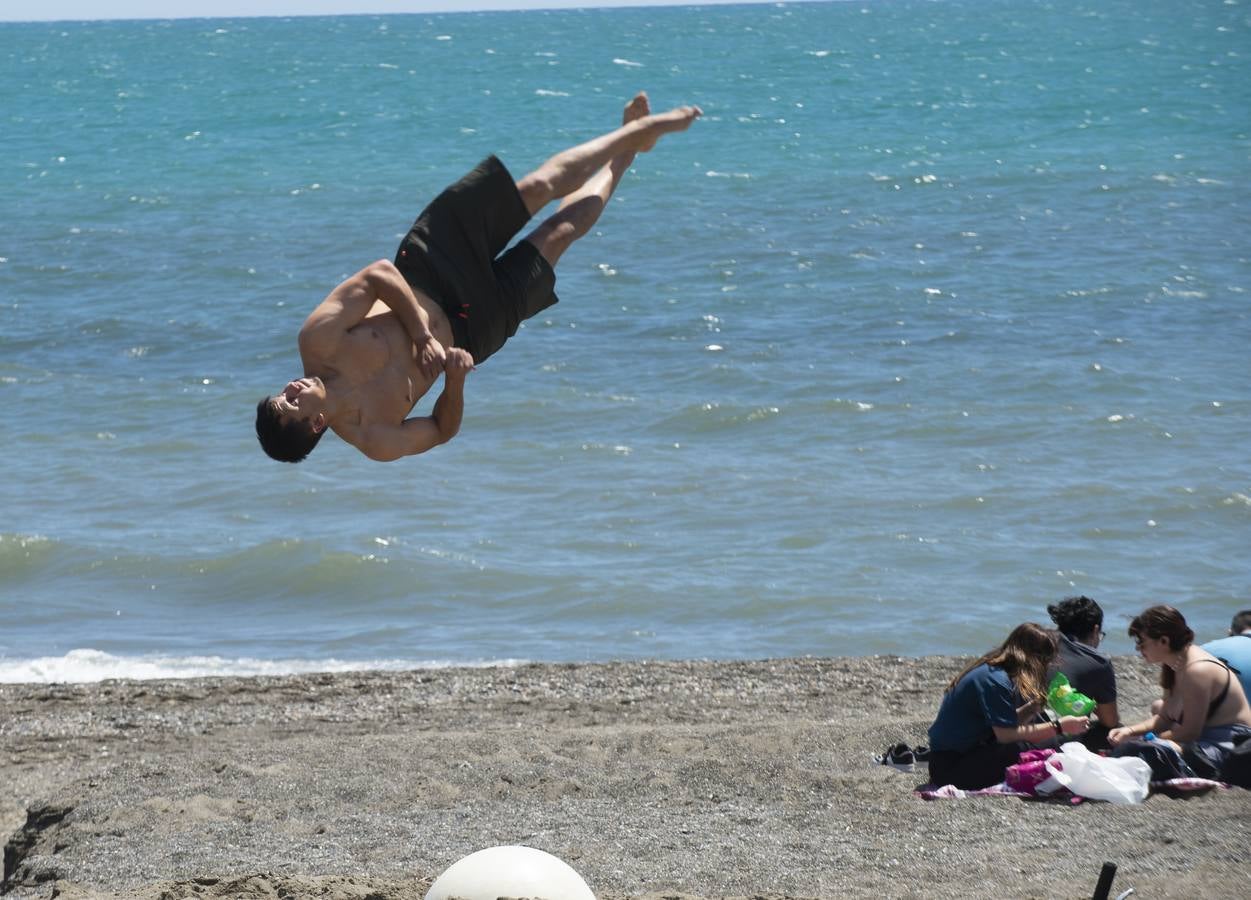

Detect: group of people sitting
[926, 599, 1251, 790]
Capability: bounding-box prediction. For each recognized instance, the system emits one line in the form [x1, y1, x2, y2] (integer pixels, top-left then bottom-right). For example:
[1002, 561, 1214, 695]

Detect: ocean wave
[655, 401, 783, 434]
[0, 648, 525, 685]
[0, 532, 58, 579]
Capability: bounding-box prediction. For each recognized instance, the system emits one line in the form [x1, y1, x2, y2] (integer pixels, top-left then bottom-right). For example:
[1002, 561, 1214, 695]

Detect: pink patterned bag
[1018, 748, 1057, 764]
[1006, 749, 1058, 794]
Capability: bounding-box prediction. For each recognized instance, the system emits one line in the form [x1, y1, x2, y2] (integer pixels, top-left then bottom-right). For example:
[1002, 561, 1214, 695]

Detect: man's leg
[515, 93, 701, 219]
[520, 93, 674, 268]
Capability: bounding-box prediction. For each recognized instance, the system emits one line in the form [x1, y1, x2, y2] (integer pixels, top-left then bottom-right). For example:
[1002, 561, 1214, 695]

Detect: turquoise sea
[1, 0, 1248, 682]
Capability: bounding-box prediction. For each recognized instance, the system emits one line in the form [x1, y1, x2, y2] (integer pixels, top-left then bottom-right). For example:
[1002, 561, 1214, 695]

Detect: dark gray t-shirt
[1050, 633, 1117, 704]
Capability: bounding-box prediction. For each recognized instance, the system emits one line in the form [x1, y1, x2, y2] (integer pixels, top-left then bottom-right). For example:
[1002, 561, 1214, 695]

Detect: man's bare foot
[617, 92, 652, 165]
[635, 101, 702, 152]
[624, 91, 651, 126]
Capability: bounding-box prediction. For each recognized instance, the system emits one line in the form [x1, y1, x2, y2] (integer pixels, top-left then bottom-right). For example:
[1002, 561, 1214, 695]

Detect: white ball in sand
[425, 845, 595, 900]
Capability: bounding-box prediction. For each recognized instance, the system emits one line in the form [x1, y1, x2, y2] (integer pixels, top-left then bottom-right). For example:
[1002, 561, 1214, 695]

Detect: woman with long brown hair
[1109, 605, 1251, 774]
[927, 623, 1090, 789]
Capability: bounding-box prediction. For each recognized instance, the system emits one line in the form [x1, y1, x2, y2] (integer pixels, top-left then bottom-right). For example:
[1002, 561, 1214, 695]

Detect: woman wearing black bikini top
[1109, 605, 1251, 768]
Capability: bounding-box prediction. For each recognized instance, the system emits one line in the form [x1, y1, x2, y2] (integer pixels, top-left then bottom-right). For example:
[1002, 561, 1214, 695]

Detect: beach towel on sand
[916, 777, 1224, 801]
[916, 747, 1226, 801]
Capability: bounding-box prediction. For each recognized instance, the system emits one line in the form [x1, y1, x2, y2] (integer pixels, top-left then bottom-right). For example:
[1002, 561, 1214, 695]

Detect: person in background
[927, 623, 1090, 790]
[1109, 605, 1251, 776]
[1047, 595, 1120, 750]
[1201, 609, 1251, 700]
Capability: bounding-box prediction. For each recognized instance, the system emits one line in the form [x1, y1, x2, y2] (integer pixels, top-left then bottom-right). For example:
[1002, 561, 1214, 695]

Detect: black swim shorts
[393, 155, 559, 365]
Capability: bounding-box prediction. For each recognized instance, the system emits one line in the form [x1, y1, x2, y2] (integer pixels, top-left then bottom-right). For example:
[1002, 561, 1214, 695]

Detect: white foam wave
[0, 649, 524, 684]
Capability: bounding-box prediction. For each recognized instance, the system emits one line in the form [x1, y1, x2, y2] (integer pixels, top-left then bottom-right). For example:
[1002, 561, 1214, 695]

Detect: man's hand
[300, 260, 442, 365]
[353, 348, 474, 462]
[443, 347, 474, 381]
[415, 334, 447, 381]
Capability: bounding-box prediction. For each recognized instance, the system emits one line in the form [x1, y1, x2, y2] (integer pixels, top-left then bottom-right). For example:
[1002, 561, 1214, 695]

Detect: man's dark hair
[255, 396, 324, 463]
[1231, 609, 1251, 635]
[1046, 595, 1103, 639]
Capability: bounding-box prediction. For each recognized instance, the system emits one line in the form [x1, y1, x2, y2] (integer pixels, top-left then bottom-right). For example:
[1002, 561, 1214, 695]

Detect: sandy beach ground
[2, 656, 1247, 899]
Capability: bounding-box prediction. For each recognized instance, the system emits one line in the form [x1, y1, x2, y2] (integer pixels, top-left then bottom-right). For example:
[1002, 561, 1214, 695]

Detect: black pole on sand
[1091, 861, 1117, 900]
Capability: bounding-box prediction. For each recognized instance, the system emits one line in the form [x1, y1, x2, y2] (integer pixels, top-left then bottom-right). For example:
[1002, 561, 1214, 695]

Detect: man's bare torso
[301, 293, 455, 446]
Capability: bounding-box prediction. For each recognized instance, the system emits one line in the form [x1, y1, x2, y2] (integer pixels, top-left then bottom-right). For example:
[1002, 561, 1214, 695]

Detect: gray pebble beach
[2, 656, 1247, 898]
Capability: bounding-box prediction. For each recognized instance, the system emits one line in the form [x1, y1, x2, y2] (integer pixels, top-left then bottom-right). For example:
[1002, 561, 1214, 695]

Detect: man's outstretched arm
[299, 259, 445, 379]
[356, 349, 471, 461]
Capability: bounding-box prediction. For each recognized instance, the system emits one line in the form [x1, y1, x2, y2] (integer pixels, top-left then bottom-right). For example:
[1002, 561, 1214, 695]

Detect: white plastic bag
[1039, 742, 1151, 804]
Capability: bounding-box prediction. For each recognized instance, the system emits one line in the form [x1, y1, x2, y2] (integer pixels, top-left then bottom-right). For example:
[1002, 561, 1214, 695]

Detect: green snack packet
[1048, 672, 1095, 717]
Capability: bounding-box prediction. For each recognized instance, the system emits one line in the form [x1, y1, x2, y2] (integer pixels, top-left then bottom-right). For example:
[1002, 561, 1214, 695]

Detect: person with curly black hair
[1047, 595, 1120, 749]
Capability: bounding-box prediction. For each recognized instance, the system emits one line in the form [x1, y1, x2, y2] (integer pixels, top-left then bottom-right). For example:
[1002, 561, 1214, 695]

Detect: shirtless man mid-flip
[255, 93, 701, 463]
